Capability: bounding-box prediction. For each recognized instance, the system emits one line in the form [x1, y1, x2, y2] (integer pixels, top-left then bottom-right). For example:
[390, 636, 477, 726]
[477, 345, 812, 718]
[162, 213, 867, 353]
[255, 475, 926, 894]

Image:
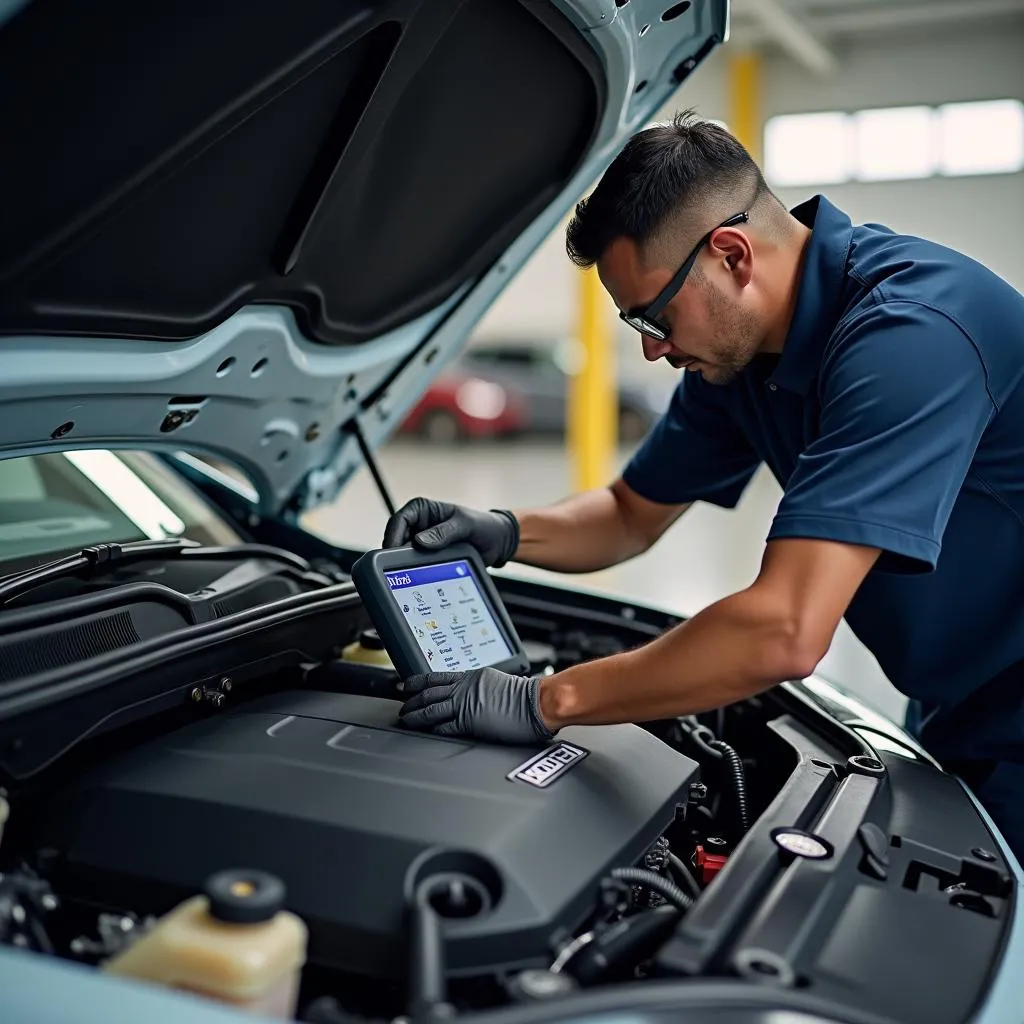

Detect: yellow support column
[728, 50, 762, 160]
[568, 265, 616, 492]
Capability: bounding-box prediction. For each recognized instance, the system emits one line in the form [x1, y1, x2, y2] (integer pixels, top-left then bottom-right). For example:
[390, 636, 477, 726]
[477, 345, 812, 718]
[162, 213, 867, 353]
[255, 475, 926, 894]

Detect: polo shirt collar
[769, 195, 854, 396]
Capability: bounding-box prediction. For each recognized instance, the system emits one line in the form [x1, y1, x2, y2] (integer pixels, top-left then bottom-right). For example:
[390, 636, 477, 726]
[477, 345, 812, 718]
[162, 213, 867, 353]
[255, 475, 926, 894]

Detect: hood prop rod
[345, 419, 396, 518]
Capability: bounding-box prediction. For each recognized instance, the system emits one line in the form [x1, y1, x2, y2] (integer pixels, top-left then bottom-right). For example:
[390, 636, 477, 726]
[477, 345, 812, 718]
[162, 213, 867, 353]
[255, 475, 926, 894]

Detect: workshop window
[938, 100, 1024, 177]
[764, 112, 852, 186]
[853, 106, 935, 181]
[764, 100, 1024, 186]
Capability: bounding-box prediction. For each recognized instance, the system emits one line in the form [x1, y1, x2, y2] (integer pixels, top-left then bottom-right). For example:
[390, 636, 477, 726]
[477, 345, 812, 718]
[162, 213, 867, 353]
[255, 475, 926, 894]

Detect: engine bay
[0, 540, 1010, 1024]
[0, 541, 800, 1021]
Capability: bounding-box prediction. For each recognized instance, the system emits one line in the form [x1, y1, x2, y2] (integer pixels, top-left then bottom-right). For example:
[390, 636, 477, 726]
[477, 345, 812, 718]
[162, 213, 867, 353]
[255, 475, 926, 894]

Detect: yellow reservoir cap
[341, 628, 394, 669]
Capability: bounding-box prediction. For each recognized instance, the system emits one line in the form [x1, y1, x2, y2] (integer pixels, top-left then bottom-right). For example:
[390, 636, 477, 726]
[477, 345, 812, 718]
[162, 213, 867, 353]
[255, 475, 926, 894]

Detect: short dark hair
[565, 109, 770, 268]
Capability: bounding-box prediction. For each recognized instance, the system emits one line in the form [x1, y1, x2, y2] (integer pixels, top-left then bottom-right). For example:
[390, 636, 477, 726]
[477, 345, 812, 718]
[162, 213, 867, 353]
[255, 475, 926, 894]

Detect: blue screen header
[385, 560, 474, 590]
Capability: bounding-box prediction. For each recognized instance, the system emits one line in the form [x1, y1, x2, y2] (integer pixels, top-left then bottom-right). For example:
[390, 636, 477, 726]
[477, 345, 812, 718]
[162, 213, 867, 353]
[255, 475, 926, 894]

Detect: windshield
[0, 451, 241, 575]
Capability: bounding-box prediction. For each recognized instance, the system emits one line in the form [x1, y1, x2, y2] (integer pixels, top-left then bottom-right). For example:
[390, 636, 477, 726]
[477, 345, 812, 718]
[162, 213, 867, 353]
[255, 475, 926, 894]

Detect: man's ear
[714, 228, 753, 287]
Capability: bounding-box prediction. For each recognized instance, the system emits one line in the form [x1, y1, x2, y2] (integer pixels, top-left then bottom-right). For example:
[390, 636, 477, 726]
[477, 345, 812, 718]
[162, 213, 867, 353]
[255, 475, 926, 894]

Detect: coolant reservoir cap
[359, 629, 385, 650]
[205, 869, 286, 924]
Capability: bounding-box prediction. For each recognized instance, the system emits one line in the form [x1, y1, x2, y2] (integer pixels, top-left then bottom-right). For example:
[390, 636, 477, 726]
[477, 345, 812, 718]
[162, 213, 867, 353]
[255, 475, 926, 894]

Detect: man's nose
[641, 335, 671, 362]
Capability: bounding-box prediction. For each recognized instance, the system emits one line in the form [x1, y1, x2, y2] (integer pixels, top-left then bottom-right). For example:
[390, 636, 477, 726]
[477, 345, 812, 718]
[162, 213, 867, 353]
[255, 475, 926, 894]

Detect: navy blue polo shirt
[624, 195, 1024, 768]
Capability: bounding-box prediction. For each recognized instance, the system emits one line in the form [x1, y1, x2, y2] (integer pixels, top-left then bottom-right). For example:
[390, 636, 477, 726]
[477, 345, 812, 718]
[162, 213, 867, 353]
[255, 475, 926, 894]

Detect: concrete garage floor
[304, 440, 907, 723]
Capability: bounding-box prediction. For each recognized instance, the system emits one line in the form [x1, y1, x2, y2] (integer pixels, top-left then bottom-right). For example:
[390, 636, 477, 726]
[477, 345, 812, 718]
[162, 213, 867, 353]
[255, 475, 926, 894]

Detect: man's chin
[664, 355, 738, 384]
[694, 364, 739, 386]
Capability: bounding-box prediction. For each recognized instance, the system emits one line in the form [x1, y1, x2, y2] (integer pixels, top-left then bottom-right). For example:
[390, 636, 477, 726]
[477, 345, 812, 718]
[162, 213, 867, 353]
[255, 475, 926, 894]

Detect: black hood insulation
[0, 0, 603, 344]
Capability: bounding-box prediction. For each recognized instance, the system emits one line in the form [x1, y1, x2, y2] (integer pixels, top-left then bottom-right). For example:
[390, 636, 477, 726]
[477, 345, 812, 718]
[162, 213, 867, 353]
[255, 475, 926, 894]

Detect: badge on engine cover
[507, 742, 588, 788]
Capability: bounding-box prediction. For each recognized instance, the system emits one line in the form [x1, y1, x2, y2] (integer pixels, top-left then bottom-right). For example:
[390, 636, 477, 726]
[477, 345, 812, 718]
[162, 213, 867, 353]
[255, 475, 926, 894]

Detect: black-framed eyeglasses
[618, 211, 750, 341]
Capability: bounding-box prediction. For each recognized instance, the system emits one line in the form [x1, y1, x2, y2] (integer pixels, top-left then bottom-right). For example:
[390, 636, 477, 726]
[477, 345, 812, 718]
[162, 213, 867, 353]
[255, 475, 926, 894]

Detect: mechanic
[383, 111, 1024, 859]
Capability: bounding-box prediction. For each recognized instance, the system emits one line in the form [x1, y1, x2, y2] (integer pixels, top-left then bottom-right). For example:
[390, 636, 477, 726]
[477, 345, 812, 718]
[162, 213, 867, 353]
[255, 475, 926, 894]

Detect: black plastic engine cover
[38, 691, 699, 976]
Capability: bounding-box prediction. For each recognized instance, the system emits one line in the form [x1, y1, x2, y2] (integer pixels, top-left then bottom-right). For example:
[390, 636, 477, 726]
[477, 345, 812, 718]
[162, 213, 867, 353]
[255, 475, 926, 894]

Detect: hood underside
[0, 0, 728, 514]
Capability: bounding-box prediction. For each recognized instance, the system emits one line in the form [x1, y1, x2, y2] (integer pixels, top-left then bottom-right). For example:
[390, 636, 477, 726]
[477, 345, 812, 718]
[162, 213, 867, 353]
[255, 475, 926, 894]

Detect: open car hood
[0, 0, 728, 516]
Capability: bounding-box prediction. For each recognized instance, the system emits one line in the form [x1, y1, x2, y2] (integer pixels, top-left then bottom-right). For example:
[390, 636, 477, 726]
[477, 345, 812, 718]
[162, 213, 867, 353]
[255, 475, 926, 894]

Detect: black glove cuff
[489, 509, 520, 568]
[528, 675, 555, 740]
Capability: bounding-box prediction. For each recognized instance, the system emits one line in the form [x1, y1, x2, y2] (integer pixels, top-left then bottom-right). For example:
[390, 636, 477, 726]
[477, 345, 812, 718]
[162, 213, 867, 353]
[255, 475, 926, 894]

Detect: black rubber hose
[709, 739, 750, 836]
[566, 905, 680, 985]
[677, 717, 723, 760]
[608, 867, 693, 911]
[409, 882, 452, 1020]
[689, 730, 723, 761]
[667, 852, 702, 901]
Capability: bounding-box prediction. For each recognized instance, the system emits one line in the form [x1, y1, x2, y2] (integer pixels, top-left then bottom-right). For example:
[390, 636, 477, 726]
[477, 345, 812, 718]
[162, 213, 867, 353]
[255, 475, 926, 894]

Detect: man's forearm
[537, 586, 820, 727]
[513, 485, 689, 574]
[512, 488, 648, 573]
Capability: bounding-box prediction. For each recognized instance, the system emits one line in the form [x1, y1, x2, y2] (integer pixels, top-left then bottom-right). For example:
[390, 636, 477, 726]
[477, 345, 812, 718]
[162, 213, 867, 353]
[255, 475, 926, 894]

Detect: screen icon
[455, 565, 467, 576]
[414, 591, 425, 604]
[426, 620, 438, 630]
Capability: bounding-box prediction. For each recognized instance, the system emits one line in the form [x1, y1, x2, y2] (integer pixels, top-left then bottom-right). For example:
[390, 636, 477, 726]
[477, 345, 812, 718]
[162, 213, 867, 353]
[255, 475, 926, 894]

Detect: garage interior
[304, 0, 1024, 722]
[2, 1, 1024, 1019]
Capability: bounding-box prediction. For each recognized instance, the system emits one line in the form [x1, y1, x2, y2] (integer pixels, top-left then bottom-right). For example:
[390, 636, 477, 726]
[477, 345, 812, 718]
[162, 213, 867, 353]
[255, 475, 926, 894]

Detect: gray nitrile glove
[398, 668, 553, 744]
[382, 498, 519, 568]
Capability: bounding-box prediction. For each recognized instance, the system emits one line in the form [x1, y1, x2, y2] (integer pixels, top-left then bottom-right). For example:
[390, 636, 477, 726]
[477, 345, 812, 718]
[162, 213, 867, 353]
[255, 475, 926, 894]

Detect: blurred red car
[401, 339, 672, 443]
[400, 370, 528, 442]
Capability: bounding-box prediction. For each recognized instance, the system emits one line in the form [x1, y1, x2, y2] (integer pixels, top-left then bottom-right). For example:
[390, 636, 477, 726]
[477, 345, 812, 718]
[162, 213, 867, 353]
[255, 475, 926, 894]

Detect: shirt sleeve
[622, 372, 760, 507]
[768, 300, 996, 573]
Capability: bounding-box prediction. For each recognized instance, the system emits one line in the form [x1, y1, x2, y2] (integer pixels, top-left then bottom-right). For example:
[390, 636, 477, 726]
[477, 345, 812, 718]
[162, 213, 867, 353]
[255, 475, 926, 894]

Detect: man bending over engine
[382, 111, 1024, 859]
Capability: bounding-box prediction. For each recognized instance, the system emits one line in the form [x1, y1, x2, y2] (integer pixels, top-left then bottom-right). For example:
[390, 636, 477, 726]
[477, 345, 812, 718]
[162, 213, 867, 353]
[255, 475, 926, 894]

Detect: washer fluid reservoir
[341, 628, 394, 669]
[102, 869, 307, 1019]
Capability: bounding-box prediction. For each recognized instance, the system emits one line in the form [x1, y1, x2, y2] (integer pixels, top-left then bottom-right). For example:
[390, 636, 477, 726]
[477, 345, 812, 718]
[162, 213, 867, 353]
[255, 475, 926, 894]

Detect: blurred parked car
[399, 367, 529, 442]
[402, 339, 674, 442]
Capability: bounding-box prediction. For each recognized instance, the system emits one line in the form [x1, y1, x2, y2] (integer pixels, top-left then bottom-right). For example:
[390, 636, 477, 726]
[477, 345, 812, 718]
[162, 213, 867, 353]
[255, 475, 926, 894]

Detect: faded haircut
[565, 109, 782, 269]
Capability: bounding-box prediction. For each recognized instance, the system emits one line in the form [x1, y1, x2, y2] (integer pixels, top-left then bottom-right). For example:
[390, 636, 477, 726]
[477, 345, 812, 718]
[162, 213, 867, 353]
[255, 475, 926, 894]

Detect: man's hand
[383, 498, 519, 568]
[398, 667, 553, 744]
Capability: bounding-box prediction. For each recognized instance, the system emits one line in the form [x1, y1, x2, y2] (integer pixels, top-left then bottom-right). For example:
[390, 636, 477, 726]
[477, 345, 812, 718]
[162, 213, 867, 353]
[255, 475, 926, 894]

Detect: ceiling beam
[809, 0, 1024, 34]
[732, 0, 838, 76]
[733, 0, 1024, 41]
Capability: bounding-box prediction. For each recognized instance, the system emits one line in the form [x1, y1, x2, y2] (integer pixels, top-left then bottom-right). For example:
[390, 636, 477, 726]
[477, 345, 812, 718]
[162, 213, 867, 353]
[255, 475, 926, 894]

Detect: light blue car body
[0, 1, 1020, 1021]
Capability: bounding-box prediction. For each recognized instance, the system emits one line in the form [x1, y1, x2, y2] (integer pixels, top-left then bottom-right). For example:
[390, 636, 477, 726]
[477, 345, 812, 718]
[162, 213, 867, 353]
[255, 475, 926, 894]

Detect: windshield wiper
[0, 538, 326, 607]
[0, 539, 199, 606]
